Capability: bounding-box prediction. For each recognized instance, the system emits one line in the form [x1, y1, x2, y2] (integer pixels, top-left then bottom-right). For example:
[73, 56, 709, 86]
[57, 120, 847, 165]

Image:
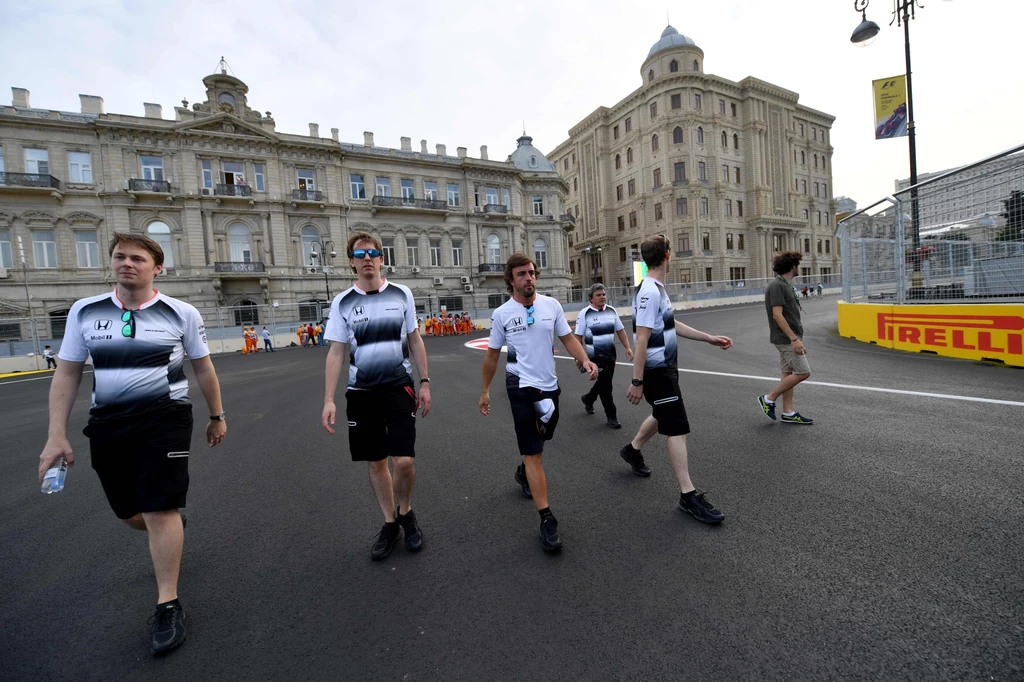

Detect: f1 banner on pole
[872, 75, 908, 139]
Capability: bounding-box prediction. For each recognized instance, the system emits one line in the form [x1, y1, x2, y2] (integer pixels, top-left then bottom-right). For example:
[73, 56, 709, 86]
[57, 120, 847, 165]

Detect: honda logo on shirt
[511, 317, 523, 327]
[94, 319, 113, 331]
[353, 306, 365, 316]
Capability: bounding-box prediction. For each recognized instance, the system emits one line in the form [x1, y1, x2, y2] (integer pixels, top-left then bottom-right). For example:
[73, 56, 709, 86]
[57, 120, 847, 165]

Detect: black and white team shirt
[489, 295, 572, 391]
[575, 305, 624, 361]
[633, 276, 678, 369]
[324, 280, 417, 390]
[58, 290, 210, 420]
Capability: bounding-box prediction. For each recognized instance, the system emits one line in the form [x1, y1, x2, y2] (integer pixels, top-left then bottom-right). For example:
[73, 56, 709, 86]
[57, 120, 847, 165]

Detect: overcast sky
[2, 0, 1021, 207]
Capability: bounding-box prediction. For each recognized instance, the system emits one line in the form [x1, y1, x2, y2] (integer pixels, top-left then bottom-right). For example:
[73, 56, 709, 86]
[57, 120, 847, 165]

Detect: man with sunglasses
[322, 232, 431, 560]
[38, 232, 226, 655]
[480, 253, 598, 552]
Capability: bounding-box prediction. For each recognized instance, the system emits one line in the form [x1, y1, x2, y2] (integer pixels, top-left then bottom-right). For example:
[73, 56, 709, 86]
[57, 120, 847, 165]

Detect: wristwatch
[420, 378, 430, 384]
[210, 412, 227, 421]
[631, 378, 644, 387]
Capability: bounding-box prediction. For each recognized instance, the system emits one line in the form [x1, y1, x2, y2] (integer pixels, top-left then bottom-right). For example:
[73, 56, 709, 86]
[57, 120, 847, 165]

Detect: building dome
[508, 134, 555, 172]
[647, 25, 698, 59]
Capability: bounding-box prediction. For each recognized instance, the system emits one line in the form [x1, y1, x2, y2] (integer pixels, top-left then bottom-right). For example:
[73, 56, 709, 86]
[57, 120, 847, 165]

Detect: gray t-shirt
[765, 277, 803, 345]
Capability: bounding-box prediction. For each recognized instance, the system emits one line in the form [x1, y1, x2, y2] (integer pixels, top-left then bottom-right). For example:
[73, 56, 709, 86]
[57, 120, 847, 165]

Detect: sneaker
[540, 516, 562, 553]
[780, 412, 814, 425]
[618, 444, 651, 477]
[397, 509, 423, 552]
[679, 491, 725, 524]
[758, 395, 777, 421]
[370, 522, 402, 560]
[514, 463, 533, 499]
[149, 601, 186, 655]
[606, 418, 621, 429]
[581, 395, 595, 415]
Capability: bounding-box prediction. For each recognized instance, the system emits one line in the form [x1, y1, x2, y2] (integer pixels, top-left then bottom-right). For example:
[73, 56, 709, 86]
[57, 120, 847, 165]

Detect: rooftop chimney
[457, 147, 467, 159]
[79, 94, 104, 115]
[480, 145, 488, 160]
[400, 137, 412, 151]
[364, 131, 374, 147]
[436, 144, 447, 156]
[420, 139, 428, 153]
[143, 103, 162, 119]
[309, 123, 319, 138]
[331, 128, 339, 142]
[12, 87, 30, 108]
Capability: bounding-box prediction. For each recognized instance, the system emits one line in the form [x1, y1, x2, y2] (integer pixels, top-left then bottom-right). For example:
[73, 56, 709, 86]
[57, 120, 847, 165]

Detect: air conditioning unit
[201, 188, 211, 196]
[122, 179, 130, 191]
[432, 277, 444, 286]
[305, 266, 319, 274]
[0, 267, 8, 279]
[412, 266, 421, 273]
[463, 284, 474, 292]
[460, 276, 470, 284]
[473, 207, 483, 213]
[386, 266, 396, 273]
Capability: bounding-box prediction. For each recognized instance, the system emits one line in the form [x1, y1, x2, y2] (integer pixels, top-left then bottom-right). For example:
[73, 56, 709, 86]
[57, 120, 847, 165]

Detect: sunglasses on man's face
[121, 309, 136, 338]
[352, 248, 382, 259]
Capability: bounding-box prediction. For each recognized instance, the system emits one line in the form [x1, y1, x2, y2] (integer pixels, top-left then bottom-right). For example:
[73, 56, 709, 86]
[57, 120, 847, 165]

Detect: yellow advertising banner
[872, 75, 908, 139]
[837, 302, 1024, 367]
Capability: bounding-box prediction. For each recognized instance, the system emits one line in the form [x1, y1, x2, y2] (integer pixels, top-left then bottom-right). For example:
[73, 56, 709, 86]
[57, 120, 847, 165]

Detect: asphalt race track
[2, 297, 1021, 681]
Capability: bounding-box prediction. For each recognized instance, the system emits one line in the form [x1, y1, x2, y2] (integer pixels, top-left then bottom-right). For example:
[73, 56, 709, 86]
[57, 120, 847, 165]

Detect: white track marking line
[0, 370, 93, 386]
[550, 355, 1024, 408]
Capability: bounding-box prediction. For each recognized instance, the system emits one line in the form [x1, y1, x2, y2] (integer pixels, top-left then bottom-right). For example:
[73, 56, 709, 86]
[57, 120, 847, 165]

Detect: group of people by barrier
[423, 312, 476, 336]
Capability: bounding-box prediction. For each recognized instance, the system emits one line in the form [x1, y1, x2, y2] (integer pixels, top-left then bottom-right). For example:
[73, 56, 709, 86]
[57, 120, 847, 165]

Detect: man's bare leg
[392, 456, 416, 515]
[122, 513, 147, 531]
[142, 510, 184, 604]
[767, 372, 810, 413]
[368, 459, 396, 522]
[522, 453, 548, 510]
[666, 434, 694, 494]
[630, 416, 659, 451]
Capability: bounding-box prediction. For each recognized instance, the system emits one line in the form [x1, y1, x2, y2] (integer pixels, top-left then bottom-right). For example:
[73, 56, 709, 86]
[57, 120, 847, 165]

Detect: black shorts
[85, 404, 194, 520]
[643, 367, 690, 437]
[345, 383, 417, 462]
[505, 374, 561, 457]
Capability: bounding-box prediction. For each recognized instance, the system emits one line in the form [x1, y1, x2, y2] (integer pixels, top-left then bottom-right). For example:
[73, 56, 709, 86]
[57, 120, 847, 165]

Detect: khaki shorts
[774, 343, 811, 375]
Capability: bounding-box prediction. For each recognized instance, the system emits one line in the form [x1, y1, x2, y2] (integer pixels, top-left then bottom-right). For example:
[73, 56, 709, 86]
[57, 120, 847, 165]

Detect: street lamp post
[309, 239, 336, 318]
[851, 0, 951, 289]
[16, 235, 41, 357]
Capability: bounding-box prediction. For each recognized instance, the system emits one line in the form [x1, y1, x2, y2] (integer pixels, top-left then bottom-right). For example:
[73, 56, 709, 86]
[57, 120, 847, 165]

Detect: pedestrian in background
[575, 283, 633, 429]
[759, 251, 814, 425]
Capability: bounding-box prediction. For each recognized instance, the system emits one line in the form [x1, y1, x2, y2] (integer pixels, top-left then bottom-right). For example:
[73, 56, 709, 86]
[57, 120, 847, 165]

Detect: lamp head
[329, 250, 337, 258]
[851, 13, 880, 45]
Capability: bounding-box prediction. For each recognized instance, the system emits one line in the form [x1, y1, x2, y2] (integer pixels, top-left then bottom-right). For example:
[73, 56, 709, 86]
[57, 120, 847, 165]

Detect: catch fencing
[838, 144, 1024, 304]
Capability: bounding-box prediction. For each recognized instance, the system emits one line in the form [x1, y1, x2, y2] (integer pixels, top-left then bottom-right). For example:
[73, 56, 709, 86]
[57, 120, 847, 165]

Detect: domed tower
[641, 25, 704, 84]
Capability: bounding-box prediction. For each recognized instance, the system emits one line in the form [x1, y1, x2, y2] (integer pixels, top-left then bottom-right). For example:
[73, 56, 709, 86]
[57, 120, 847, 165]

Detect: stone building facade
[550, 26, 840, 289]
[0, 67, 571, 338]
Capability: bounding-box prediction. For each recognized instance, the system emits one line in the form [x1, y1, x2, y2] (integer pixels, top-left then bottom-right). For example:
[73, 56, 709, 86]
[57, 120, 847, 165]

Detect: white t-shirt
[575, 304, 624, 361]
[489, 294, 571, 391]
[58, 290, 210, 419]
[633, 276, 677, 369]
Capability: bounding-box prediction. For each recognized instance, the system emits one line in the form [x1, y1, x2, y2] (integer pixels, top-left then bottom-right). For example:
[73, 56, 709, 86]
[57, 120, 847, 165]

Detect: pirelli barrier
[837, 302, 1024, 367]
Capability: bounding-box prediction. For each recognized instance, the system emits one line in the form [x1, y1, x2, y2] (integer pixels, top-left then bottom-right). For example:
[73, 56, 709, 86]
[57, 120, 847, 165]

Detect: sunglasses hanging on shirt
[121, 309, 136, 338]
[525, 304, 535, 326]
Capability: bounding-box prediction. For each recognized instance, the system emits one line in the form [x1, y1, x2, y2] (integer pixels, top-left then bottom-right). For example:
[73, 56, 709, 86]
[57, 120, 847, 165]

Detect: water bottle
[41, 457, 67, 494]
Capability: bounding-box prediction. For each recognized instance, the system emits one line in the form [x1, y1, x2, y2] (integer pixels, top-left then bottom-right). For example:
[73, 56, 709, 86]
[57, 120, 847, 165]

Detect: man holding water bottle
[37, 232, 226, 656]
[480, 253, 598, 552]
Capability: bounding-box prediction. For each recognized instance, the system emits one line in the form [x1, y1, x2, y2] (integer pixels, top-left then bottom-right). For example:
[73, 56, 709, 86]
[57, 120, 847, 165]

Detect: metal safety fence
[838, 144, 1024, 304]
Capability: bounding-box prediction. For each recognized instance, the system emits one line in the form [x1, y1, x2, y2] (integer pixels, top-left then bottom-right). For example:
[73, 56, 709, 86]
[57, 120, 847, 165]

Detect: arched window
[721, 131, 728, 148]
[233, 299, 259, 326]
[814, 154, 818, 168]
[146, 221, 174, 268]
[217, 92, 236, 109]
[626, 147, 633, 163]
[673, 126, 683, 144]
[648, 69, 654, 82]
[693, 60, 699, 71]
[615, 154, 621, 170]
[697, 127, 704, 145]
[733, 133, 739, 150]
[228, 222, 252, 263]
[300, 226, 320, 265]
[651, 134, 659, 152]
[573, 178, 578, 193]
[801, 151, 806, 165]
[487, 234, 501, 265]
[534, 238, 548, 269]
[669, 59, 678, 73]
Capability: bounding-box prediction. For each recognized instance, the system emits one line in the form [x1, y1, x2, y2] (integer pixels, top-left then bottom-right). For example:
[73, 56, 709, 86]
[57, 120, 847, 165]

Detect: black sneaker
[606, 417, 621, 429]
[514, 463, 533, 499]
[540, 516, 562, 553]
[370, 522, 402, 560]
[581, 395, 595, 415]
[679, 491, 725, 524]
[758, 395, 776, 421]
[618, 444, 651, 477]
[149, 600, 186, 655]
[397, 509, 423, 552]
[780, 412, 814, 425]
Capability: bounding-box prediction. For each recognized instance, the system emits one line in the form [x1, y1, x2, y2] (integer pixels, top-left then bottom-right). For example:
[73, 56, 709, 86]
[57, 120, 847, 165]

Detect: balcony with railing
[560, 213, 576, 224]
[214, 261, 265, 273]
[478, 263, 505, 274]
[0, 172, 61, 191]
[129, 178, 171, 193]
[371, 195, 448, 212]
[292, 188, 323, 202]
[483, 203, 508, 214]
[215, 184, 252, 197]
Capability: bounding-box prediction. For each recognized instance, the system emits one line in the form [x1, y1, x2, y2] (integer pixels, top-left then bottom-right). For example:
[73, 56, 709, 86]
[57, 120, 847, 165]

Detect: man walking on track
[758, 251, 814, 425]
[261, 326, 274, 352]
[620, 235, 731, 524]
[322, 231, 431, 561]
[575, 283, 633, 429]
[37, 232, 226, 655]
[480, 253, 598, 553]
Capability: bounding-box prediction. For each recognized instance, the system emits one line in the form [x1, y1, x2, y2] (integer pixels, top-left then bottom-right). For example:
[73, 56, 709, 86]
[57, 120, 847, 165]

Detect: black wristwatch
[631, 378, 644, 387]
[420, 378, 430, 384]
[210, 412, 226, 421]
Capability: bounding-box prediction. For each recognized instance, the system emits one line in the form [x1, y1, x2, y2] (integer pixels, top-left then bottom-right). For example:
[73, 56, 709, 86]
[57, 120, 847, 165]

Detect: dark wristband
[420, 378, 430, 384]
